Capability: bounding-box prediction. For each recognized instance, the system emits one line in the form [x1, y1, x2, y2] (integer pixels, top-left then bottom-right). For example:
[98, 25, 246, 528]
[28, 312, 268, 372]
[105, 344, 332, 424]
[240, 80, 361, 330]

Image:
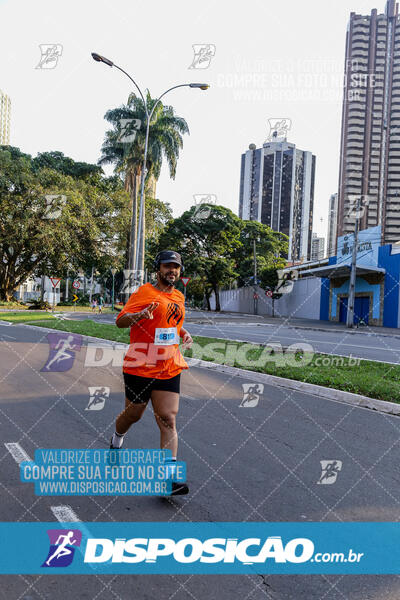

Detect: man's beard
[158, 272, 176, 287]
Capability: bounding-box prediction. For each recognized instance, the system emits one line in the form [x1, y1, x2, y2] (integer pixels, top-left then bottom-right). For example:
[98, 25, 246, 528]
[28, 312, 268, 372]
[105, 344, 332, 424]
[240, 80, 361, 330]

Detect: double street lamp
[91, 52, 209, 288]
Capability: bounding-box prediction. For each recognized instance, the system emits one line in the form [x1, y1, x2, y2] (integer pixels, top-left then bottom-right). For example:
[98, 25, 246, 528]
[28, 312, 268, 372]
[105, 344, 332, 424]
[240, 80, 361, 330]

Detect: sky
[0, 0, 387, 242]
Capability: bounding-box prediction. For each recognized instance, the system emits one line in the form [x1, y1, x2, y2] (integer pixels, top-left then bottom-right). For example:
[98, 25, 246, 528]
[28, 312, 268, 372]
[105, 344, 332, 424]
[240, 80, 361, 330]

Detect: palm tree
[99, 91, 189, 275]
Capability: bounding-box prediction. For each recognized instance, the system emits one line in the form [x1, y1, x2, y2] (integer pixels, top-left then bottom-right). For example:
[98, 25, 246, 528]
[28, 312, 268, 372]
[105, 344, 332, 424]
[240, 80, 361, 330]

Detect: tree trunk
[126, 170, 137, 272]
[213, 285, 221, 312]
[0, 286, 14, 302]
[205, 294, 211, 311]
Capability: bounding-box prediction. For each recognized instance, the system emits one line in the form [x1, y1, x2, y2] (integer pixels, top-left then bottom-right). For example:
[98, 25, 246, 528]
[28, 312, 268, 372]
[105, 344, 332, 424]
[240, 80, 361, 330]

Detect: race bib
[154, 327, 179, 346]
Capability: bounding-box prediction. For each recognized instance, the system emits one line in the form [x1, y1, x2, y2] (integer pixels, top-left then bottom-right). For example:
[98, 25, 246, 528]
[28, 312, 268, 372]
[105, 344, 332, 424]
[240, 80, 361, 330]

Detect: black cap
[156, 250, 183, 267]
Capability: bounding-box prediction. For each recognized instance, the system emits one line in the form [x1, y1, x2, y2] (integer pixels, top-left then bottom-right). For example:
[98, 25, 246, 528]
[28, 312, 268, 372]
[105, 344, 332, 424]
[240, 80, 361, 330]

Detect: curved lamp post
[91, 52, 209, 287]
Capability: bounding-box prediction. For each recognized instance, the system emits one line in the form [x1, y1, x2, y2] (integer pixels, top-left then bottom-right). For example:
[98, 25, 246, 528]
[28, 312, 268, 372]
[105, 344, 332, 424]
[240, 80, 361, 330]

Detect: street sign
[72, 280, 81, 289]
[50, 277, 61, 288]
[180, 277, 191, 287]
[265, 290, 273, 297]
[72, 294, 78, 302]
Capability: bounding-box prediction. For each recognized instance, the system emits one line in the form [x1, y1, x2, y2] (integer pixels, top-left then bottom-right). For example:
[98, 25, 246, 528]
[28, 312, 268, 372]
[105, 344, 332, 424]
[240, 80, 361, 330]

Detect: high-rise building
[337, 0, 400, 247]
[0, 90, 11, 144]
[239, 136, 316, 262]
[327, 193, 338, 256]
[311, 232, 325, 261]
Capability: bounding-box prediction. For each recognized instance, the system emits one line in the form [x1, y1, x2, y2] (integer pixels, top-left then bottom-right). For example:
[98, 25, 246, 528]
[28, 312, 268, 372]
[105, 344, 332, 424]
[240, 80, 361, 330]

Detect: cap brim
[159, 260, 182, 266]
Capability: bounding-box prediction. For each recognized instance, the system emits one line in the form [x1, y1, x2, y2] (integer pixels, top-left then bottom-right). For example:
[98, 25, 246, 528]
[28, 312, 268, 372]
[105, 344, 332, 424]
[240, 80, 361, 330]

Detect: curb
[185, 358, 400, 417]
[187, 319, 400, 340]
[7, 321, 400, 418]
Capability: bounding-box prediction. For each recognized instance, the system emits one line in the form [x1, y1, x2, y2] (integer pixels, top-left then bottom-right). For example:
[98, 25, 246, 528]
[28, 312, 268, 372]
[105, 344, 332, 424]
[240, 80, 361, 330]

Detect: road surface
[1, 321, 400, 598]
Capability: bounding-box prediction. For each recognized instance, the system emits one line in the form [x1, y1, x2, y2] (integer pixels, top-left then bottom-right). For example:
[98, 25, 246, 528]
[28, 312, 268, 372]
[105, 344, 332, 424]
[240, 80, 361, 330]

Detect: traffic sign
[265, 290, 273, 297]
[180, 277, 191, 287]
[72, 280, 81, 289]
[72, 294, 78, 302]
[253, 293, 259, 300]
[50, 277, 61, 288]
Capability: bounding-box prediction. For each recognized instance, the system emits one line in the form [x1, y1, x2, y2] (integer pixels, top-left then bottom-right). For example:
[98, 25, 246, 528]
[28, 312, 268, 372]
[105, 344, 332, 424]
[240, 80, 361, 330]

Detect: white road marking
[4, 442, 32, 464]
[5, 444, 96, 561]
[0, 334, 17, 339]
[51, 505, 81, 522]
[50, 506, 100, 571]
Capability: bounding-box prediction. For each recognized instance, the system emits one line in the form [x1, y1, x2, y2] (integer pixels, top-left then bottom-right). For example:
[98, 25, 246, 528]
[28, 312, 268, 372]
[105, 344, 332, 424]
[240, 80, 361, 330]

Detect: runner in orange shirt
[110, 250, 193, 495]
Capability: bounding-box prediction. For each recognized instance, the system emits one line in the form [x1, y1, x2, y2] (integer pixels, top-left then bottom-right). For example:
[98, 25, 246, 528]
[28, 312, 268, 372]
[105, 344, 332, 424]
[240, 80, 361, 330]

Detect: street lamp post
[110, 268, 116, 312]
[91, 53, 209, 287]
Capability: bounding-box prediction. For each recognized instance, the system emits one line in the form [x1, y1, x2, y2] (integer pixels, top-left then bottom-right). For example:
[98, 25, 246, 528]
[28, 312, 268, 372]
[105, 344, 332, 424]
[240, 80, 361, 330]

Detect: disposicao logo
[42, 529, 82, 567]
[83, 536, 314, 564]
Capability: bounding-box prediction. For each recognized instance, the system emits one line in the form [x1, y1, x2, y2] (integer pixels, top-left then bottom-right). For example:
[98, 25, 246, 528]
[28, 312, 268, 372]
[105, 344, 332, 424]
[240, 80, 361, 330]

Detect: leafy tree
[259, 265, 286, 297]
[148, 205, 242, 311]
[145, 197, 173, 242]
[235, 221, 288, 287]
[99, 92, 189, 272]
[0, 146, 130, 301]
[32, 151, 102, 179]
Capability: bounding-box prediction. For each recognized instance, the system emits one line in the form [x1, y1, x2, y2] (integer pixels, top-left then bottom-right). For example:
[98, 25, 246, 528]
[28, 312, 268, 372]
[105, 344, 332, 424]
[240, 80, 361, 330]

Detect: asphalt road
[57, 311, 400, 364]
[2, 321, 400, 599]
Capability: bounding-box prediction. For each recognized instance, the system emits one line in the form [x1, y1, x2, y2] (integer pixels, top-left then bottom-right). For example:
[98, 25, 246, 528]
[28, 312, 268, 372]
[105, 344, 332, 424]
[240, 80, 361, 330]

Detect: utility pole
[89, 266, 94, 304]
[65, 270, 69, 302]
[346, 196, 361, 328]
[253, 238, 258, 315]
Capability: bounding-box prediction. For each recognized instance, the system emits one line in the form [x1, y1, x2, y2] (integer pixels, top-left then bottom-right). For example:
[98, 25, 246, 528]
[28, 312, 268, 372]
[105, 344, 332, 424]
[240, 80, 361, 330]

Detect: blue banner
[0, 522, 399, 574]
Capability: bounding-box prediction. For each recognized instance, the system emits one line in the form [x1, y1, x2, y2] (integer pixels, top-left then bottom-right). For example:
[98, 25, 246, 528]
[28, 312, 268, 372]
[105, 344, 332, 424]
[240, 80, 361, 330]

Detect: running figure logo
[86, 386, 110, 411]
[188, 44, 216, 69]
[42, 529, 82, 567]
[240, 383, 264, 407]
[35, 44, 63, 69]
[166, 303, 183, 326]
[41, 332, 83, 372]
[317, 460, 343, 485]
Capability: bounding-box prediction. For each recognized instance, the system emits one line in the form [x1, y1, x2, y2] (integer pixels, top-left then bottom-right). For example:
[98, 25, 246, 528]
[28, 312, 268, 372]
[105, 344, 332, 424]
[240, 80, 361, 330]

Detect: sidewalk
[186, 309, 400, 338]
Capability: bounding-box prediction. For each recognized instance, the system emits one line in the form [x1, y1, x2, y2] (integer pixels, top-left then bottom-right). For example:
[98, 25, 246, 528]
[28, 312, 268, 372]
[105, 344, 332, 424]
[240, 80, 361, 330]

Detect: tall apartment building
[337, 0, 400, 247]
[0, 90, 11, 144]
[327, 192, 338, 256]
[311, 233, 325, 261]
[239, 136, 316, 262]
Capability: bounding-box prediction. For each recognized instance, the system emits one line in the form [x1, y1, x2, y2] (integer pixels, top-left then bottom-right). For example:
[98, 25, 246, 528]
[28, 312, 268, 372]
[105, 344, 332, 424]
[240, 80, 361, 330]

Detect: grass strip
[1, 313, 399, 404]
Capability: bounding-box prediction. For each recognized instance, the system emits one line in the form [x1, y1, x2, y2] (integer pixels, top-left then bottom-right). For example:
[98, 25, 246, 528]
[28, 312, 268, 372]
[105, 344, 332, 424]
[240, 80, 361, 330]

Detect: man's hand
[116, 303, 159, 328]
[138, 302, 159, 320]
[181, 330, 193, 350]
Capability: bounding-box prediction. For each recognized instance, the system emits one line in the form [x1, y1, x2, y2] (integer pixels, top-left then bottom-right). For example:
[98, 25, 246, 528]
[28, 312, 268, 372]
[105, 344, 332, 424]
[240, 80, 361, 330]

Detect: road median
[1, 312, 399, 407]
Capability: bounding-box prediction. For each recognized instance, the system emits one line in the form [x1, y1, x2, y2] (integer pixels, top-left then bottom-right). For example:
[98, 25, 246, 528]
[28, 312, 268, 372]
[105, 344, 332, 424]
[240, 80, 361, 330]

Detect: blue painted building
[303, 226, 400, 327]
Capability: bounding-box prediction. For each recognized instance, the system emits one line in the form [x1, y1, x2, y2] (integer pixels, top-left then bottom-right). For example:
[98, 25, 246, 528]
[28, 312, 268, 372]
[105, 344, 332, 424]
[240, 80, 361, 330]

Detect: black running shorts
[123, 372, 181, 404]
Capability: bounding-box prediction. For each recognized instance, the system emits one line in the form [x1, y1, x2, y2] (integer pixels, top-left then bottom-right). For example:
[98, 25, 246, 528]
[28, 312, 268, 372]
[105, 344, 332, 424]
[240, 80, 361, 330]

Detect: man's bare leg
[111, 398, 147, 447]
[151, 390, 179, 456]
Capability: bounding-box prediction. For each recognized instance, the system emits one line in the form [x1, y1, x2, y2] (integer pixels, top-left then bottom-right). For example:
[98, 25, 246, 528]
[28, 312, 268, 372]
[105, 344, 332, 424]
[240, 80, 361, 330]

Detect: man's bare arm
[116, 302, 159, 328]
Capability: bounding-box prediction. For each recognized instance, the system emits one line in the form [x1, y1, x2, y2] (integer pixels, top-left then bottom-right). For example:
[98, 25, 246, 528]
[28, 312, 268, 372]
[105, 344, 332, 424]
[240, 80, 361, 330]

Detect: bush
[0, 300, 27, 307]
[58, 301, 74, 306]
[27, 299, 52, 310]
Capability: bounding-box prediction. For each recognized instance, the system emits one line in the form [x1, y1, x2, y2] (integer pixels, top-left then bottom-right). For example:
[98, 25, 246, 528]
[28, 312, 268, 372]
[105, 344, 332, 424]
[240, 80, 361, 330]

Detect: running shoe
[109, 437, 122, 450]
[170, 481, 189, 495]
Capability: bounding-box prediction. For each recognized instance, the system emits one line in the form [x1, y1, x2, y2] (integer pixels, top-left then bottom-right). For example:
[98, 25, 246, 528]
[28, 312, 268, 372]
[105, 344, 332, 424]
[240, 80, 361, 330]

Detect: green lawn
[0, 311, 57, 323]
[0, 304, 117, 313]
[1, 312, 399, 403]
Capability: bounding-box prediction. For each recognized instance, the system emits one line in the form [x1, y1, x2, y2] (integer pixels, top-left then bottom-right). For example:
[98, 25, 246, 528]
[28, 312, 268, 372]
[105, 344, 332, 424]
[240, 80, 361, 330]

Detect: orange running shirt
[116, 283, 188, 379]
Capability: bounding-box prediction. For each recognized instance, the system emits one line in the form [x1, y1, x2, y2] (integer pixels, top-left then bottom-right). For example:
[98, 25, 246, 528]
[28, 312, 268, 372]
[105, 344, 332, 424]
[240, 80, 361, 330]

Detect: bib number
[154, 327, 179, 346]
